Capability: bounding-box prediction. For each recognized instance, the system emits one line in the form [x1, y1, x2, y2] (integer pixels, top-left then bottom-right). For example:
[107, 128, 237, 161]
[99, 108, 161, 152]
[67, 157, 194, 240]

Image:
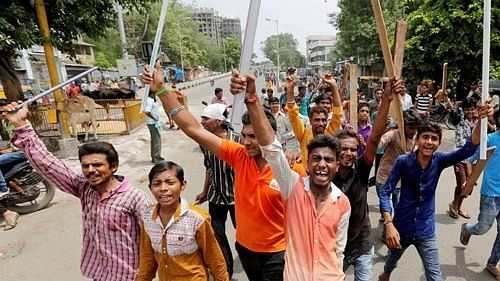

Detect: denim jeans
[209, 202, 236, 277]
[343, 247, 374, 281]
[465, 195, 500, 266]
[0, 152, 27, 191]
[384, 234, 442, 281]
[235, 242, 284, 281]
[376, 182, 401, 212]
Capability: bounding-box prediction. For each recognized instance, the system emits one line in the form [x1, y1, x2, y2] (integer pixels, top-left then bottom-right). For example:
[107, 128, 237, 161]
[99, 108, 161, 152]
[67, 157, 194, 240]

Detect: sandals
[4, 213, 19, 231]
[458, 209, 471, 219]
[449, 203, 459, 219]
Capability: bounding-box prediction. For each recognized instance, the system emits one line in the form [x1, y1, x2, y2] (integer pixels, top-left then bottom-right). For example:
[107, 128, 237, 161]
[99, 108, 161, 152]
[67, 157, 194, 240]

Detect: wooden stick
[371, 0, 395, 78]
[461, 146, 495, 196]
[442, 63, 448, 93]
[349, 64, 358, 132]
[390, 20, 407, 151]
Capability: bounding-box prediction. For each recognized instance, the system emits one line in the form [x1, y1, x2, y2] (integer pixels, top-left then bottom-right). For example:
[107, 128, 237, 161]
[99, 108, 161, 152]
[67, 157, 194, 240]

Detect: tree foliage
[404, 0, 500, 96]
[0, 0, 153, 101]
[262, 33, 305, 70]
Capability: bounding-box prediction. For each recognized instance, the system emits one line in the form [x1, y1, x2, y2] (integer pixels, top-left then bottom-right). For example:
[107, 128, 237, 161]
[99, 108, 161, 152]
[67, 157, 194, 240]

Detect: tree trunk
[0, 51, 23, 102]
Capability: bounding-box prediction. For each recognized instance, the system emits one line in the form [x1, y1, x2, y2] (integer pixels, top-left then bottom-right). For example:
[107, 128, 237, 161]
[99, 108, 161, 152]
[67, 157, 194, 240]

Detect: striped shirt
[415, 93, 432, 113]
[201, 130, 240, 205]
[12, 125, 150, 281]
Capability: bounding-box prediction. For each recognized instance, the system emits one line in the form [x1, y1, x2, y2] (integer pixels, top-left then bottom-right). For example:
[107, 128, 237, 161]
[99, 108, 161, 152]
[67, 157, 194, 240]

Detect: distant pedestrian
[136, 161, 229, 281]
[211, 88, 230, 107]
[3, 101, 150, 281]
[414, 80, 433, 120]
[144, 90, 164, 164]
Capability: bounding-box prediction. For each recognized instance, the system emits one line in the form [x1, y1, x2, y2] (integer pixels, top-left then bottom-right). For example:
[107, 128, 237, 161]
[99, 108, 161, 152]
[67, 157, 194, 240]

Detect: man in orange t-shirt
[140, 62, 305, 281]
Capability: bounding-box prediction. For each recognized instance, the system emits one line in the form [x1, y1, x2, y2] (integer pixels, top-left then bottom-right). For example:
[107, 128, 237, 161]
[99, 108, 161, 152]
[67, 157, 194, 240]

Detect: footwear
[378, 272, 390, 281]
[460, 223, 471, 246]
[4, 213, 19, 231]
[449, 203, 459, 219]
[458, 209, 471, 219]
[0, 189, 9, 198]
[486, 265, 500, 280]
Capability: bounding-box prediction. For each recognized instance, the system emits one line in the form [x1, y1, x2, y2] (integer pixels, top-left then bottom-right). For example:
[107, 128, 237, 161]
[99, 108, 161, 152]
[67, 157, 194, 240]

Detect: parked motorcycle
[429, 103, 456, 130]
[0, 158, 55, 214]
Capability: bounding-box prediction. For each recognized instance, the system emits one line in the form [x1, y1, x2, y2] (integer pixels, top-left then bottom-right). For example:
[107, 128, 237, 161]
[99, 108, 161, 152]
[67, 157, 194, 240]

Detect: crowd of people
[0, 59, 499, 281]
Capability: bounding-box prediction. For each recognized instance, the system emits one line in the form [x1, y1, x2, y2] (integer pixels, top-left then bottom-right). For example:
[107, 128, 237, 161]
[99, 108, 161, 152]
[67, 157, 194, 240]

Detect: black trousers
[235, 242, 285, 281]
[209, 202, 236, 277]
[0, 203, 6, 214]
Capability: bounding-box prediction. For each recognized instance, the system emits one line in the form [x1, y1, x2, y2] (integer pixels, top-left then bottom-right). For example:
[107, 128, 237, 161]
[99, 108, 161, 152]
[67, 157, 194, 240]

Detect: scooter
[429, 103, 456, 130]
[0, 157, 55, 214]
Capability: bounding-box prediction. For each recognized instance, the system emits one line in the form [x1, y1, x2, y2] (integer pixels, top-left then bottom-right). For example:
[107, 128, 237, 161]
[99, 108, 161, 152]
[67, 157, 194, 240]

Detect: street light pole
[265, 18, 280, 91]
[176, 21, 185, 83]
[222, 41, 227, 73]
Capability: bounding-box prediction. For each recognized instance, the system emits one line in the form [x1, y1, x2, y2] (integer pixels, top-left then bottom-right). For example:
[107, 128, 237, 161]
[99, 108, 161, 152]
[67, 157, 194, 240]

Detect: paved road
[0, 76, 496, 281]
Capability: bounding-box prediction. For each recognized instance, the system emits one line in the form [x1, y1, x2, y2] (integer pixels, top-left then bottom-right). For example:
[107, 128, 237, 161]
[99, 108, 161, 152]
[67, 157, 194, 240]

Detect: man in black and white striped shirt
[414, 80, 433, 120]
[195, 103, 239, 278]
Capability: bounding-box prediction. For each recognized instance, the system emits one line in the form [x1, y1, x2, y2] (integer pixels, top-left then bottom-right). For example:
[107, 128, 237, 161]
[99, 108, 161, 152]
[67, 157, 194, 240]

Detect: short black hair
[215, 88, 223, 95]
[241, 110, 277, 132]
[78, 142, 119, 168]
[268, 97, 279, 104]
[358, 102, 370, 112]
[403, 109, 423, 126]
[261, 88, 266, 94]
[461, 97, 477, 109]
[307, 134, 340, 158]
[148, 160, 184, 188]
[313, 94, 332, 104]
[308, 105, 329, 119]
[416, 123, 442, 142]
[266, 88, 274, 94]
[335, 129, 360, 148]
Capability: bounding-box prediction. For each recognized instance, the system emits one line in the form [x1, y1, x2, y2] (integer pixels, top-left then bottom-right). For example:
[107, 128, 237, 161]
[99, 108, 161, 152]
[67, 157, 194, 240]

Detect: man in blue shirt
[460, 111, 500, 279]
[378, 102, 492, 281]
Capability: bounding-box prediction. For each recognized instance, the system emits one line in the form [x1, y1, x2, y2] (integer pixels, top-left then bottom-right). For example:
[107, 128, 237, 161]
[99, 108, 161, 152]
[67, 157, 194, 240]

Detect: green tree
[222, 35, 242, 70]
[404, 0, 500, 97]
[262, 33, 305, 70]
[83, 28, 121, 68]
[328, 0, 406, 64]
[0, 0, 153, 101]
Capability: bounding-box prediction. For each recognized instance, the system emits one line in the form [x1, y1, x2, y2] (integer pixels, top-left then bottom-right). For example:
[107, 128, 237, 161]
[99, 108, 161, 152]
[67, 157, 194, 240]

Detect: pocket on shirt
[166, 233, 197, 256]
[104, 209, 130, 231]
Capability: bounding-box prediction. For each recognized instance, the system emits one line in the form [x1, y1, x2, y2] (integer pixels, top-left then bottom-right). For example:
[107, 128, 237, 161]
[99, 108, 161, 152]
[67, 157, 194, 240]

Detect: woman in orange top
[136, 161, 229, 281]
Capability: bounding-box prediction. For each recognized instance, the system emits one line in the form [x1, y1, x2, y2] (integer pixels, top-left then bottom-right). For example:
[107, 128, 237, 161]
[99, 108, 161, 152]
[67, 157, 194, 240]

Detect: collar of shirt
[152, 198, 189, 230]
[304, 177, 342, 202]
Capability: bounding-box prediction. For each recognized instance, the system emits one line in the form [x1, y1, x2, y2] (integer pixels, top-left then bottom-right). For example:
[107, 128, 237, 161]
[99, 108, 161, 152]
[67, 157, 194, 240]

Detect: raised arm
[363, 77, 403, 165]
[471, 101, 494, 145]
[4, 102, 85, 198]
[141, 62, 222, 157]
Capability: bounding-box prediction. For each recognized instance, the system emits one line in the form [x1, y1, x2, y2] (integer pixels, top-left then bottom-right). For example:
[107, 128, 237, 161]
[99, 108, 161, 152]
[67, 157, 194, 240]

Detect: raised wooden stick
[461, 146, 496, 196]
[442, 63, 448, 93]
[390, 20, 407, 150]
[349, 64, 358, 132]
[372, 0, 406, 149]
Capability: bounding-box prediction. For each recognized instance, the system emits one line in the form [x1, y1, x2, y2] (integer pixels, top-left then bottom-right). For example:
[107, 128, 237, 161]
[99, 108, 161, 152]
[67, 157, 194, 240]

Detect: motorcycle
[428, 103, 456, 130]
[0, 158, 55, 214]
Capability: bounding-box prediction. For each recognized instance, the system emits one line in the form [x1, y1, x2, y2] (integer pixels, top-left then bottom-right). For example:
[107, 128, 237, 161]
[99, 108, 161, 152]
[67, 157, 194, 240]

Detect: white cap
[201, 103, 227, 121]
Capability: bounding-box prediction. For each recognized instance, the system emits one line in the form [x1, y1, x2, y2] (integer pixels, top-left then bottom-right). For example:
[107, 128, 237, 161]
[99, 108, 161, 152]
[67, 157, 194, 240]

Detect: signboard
[117, 59, 138, 77]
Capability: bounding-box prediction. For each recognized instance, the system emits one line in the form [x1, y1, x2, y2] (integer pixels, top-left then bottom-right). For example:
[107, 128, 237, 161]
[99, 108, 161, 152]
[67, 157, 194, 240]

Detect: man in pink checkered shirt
[2, 101, 150, 281]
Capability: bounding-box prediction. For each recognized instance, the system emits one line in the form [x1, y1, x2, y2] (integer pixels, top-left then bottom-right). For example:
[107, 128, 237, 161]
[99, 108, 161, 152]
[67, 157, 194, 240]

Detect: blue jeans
[465, 195, 500, 266]
[384, 234, 442, 281]
[0, 152, 27, 191]
[343, 247, 374, 281]
[376, 181, 401, 212]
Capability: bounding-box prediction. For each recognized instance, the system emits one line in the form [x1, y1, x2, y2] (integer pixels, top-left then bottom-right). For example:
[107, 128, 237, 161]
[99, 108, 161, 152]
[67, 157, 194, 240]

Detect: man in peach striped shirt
[230, 71, 351, 280]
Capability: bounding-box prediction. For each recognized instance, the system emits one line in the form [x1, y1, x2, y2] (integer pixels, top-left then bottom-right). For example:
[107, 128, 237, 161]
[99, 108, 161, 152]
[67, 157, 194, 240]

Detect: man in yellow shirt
[286, 74, 343, 168]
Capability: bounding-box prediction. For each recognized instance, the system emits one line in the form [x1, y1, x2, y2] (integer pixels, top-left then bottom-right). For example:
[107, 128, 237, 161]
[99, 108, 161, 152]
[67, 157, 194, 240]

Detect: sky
[186, 0, 340, 61]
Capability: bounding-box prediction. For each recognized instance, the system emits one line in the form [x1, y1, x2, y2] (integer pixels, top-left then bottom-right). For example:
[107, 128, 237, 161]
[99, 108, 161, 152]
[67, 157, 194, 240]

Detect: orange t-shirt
[219, 139, 286, 252]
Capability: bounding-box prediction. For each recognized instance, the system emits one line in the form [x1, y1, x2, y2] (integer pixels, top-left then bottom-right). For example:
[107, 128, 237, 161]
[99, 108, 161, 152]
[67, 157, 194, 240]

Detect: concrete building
[191, 7, 242, 45]
[14, 37, 95, 92]
[306, 35, 336, 73]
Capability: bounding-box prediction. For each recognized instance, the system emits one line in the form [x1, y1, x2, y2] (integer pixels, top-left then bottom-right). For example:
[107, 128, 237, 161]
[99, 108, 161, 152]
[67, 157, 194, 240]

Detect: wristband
[169, 106, 185, 117]
[383, 220, 393, 226]
[156, 87, 171, 97]
[244, 95, 258, 104]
